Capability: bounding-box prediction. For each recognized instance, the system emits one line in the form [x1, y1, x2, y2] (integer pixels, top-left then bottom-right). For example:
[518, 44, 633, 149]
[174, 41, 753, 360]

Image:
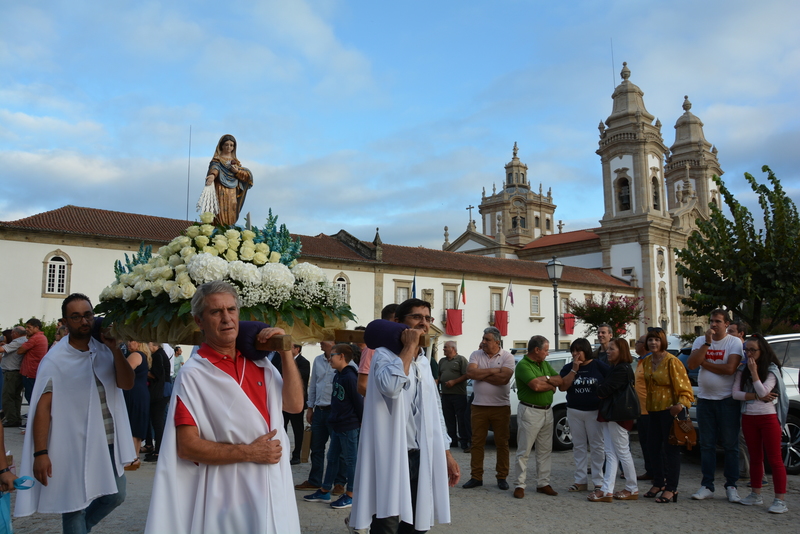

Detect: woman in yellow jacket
[641, 329, 693, 503]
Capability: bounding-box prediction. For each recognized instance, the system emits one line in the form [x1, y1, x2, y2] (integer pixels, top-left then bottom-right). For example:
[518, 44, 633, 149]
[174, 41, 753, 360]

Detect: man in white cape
[145, 280, 304, 534]
[350, 298, 461, 533]
[15, 293, 137, 533]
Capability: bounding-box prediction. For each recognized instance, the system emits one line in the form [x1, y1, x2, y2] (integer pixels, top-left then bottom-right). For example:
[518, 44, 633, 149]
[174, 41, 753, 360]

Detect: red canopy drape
[494, 310, 509, 336]
[445, 309, 463, 336]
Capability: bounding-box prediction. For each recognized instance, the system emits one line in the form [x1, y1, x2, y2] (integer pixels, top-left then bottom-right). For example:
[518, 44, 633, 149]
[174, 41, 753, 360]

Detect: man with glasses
[295, 340, 348, 494]
[463, 327, 515, 490]
[15, 293, 137, 533]
[350, 298, 460, 533]
[687, 309, 744, 503]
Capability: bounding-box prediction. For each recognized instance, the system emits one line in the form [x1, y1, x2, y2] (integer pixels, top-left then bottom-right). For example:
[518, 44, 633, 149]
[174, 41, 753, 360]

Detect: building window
[559, 293, 570, 315]
[652, 176, 660, 210]
[42, 250, 72, 297]
[507, 173, 512, 183]
[677, 274, 685, 296]
[490, 287, 503, 311]
[618, 177, 631, 211]
[546, 218, 551, 230]
[394, 279, 412, 303]
[333, 272, 350, 304]
[529, 290, 541, 316]
[535, 216, 540, 228]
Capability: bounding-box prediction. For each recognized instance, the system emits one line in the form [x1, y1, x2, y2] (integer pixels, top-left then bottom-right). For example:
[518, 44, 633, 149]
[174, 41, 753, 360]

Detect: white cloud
[0, 111, 106, 146]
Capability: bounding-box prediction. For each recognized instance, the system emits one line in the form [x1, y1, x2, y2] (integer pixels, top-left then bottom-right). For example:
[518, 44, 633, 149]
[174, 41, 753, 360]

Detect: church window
[334, 272, 350, 304]
[652, 177, 660, 210]
[521, 173, 525, 181]
[42, 250, 72, 297]
[512, 217, 518, 229]
[535, 216, 540, 228]
[546, 218, 551, 230]
[618, 178, 631, 211]
[519, 217, 526, 229]
[507, 173, 512, 183]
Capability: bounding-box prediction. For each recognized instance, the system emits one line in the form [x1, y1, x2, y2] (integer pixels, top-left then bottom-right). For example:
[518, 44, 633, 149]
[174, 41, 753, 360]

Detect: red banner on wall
[494, 310, 509, 336]
[563, 313, 576, 335]
[445, 309, 463, 336]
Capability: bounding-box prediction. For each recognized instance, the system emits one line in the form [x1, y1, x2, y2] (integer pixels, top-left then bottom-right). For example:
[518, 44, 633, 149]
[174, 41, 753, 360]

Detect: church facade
[446, 63, 721, 336]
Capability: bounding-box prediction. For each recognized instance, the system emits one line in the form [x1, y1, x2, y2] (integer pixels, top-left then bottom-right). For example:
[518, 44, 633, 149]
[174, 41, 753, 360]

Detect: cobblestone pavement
[6, 418, 798, 533]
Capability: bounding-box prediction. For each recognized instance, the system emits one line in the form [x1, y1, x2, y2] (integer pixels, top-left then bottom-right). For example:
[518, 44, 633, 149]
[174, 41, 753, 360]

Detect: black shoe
[497, 479, 509, 490]
[290, 457, 300, 465]
[144, 453, 159, 462]
[462, 478, 483, 489]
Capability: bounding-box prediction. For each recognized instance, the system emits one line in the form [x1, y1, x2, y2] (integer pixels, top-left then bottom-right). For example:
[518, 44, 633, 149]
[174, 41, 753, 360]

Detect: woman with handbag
[589, 338, 639, 502]
[559, 338, 610, 493]
[732, 334, 789, 514]
[642, 328, 693, 503]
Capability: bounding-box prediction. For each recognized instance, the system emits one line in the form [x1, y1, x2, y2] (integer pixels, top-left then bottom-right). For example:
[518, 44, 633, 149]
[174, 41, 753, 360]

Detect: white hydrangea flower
[186, 253, 229, 284]
[228, 261, 260, 285]
[257, 263, 295, 307]
[291, 262, 326, 283]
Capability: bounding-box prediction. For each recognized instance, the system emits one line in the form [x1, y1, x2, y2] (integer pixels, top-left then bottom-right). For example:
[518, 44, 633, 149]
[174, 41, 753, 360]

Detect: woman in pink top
[732, 334, 788, 514]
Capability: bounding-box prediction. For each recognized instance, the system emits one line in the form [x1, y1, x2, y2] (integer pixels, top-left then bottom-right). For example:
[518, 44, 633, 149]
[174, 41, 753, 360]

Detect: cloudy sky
[1, 0, 798, 248]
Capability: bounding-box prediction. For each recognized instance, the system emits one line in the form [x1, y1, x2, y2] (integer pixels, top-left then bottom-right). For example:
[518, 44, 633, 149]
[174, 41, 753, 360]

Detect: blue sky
[1, 0, 798, 248]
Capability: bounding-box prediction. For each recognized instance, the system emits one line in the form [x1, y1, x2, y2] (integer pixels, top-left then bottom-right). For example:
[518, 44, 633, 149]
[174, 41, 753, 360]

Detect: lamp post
[546, 256, 563, 350]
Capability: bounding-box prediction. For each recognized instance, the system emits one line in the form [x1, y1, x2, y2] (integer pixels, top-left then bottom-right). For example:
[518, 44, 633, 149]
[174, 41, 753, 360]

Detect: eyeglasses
[330, 352, 342, 357]
[407, 314, 435, 324]
[744, 348, 760, 354]
[67, 312, 95, 323]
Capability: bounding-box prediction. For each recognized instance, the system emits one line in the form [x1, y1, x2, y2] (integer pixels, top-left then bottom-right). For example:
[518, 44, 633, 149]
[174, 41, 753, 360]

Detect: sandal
[643, 486, 664, 498]
[614, 490, 639, 500]
[655, 490, 678, 503]
[587, 490, 613, 502]
[124, 458, 141, 471]
[568, 483, 588, 492]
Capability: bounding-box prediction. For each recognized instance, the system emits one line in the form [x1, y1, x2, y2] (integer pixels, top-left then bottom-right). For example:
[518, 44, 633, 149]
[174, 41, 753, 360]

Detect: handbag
[599, 366, 640, 422]
[668, 407, 697, 450]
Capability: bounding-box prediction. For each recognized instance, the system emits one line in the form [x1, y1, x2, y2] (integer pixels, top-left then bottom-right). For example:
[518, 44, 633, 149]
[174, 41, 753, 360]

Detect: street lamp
[546, 256, 563, 349]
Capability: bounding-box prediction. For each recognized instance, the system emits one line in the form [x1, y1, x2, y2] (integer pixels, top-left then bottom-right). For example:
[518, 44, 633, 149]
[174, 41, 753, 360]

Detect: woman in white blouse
[732, 334, 788, 514]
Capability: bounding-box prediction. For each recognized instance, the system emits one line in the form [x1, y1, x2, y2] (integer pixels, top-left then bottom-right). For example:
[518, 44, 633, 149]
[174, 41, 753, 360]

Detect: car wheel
[552, 406, 572, 451]
[783, 413, 800, 476]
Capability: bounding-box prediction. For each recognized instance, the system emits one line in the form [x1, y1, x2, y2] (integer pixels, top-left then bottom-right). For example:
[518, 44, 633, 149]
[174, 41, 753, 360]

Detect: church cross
[466, 205, 474, 221]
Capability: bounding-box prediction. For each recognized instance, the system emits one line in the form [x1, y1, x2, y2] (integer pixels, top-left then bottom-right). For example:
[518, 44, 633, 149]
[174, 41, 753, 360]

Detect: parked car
[679, 333, 800, 475]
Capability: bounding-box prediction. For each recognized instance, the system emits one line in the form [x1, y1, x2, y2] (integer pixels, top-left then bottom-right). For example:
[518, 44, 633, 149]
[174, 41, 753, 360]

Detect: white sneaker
[726, 486, 741, 503]
[768, 498, 788, 514]
[691, 486, 714, 500]
[739, 492, 763, 506]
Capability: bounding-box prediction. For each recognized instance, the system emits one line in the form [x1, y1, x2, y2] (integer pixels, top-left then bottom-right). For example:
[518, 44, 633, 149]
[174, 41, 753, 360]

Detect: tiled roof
[1, 205, 192, 243]
[521, 228, 601, 249]
[2, 206, 630, 289]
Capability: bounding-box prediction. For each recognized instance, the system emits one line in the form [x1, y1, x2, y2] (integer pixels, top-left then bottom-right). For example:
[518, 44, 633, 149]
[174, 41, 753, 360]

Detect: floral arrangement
[567, 292, 645, 336]
[95, 211, 355, 344]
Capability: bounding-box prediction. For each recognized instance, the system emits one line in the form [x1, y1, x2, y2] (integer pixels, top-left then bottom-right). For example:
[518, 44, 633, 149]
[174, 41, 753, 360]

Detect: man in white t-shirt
[687, 309, 743, 503]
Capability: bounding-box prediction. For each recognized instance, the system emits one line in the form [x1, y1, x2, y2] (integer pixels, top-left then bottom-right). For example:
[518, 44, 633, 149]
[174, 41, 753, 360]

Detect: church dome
[670, 95, 711, 152]
[604, 62, 655, 129]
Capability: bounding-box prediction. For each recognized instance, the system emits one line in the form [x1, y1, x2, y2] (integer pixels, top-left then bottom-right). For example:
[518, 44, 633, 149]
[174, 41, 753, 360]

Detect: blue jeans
[322, 427, 360, 493]
[62, 445, 126, 534]
[697, 396, 740, 491]
[309, 407, 347, 487]
[22, 376, 35, 404]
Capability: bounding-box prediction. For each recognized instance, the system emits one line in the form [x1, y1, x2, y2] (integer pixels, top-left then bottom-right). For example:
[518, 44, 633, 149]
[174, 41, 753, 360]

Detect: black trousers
[370, 449, 425, 534]
[441, 394, 470, 447]
[647, 409, 682, 492]
[284, 410, 305, 460]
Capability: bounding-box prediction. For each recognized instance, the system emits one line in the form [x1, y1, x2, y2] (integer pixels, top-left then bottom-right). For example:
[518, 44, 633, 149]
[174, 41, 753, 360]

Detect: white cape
[350, 348, 450, 531]
[144, 353, 299, 534]
[15, 335, 136, 516]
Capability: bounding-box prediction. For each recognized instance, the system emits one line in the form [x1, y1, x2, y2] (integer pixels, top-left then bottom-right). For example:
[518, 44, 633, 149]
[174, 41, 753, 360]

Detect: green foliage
[567, 292, 645, 336]
[675, 166, 800, 334]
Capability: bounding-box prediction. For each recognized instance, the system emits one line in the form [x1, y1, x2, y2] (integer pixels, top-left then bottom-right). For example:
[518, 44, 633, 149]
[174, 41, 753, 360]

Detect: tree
[567, 292, 645, 336]
[675, 166, 800, 334]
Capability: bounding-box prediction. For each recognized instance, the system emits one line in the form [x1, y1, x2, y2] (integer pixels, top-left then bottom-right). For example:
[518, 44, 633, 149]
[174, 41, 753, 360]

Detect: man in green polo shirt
[512, 335, 563, 499]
